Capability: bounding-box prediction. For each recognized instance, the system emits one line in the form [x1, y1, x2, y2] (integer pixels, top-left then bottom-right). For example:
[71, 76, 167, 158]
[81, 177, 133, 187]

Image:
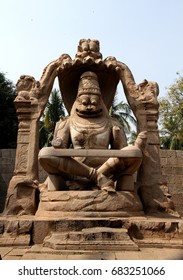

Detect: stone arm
[110, 118, 128, 149]
[116, 61, 159, 111]
[51, 117, 71, 149]
[37, 59, 60, 112]
[116, 61, 138, 111]
[117, 61, 159, 131]
[37, 54, 70, 114]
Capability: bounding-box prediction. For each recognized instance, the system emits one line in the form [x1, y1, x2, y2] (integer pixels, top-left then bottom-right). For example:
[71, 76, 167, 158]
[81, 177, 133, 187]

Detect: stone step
[0, 234, 30, 247]
[43, 227, 139, 251]
[0, 216, 183, 250]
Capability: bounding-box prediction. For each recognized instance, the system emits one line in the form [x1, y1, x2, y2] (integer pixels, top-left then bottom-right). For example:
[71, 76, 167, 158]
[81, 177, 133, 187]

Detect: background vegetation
[0, 72, 18, 148]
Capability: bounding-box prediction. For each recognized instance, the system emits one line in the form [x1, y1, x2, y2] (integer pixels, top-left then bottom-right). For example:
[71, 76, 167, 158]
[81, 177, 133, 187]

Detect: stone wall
[160, 150, 183, 216]
[0, 149, 183, 216]
[0, 149, 16, 213]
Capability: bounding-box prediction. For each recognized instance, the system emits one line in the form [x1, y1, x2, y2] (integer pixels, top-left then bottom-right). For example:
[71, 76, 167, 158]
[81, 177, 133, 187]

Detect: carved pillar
[4, 100, 40, 215]
[14, 100, 31, 176]
[137, 103, 166, 213]
[26, 102, 40, 181]
[4, 59, 59, 215]
[117, 62, 172, 213]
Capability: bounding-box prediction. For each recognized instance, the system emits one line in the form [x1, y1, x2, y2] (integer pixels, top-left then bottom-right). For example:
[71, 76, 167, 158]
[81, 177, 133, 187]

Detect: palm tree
[109, 96, 137, 135]
[39, 89, 66, 147]
[128, 130, 138, 145]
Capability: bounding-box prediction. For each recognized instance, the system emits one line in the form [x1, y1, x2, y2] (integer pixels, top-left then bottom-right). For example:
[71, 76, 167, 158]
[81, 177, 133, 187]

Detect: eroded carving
[4, 38, 176, 216]
[39, 71, 147, 193]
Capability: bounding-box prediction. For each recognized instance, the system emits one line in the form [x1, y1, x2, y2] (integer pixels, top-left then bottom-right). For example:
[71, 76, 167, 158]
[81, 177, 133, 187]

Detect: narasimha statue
[4, 39, 175, 216]
[39, 71, 147, 193]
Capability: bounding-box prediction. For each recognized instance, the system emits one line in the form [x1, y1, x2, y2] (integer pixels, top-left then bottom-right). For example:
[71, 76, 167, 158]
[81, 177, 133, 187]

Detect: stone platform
[1, 192, 183, 252]
[2, 245, 183, 260]
[44, 227, 139, 251]
[0, 215, 183, 253]
[36, 190, 144, 218]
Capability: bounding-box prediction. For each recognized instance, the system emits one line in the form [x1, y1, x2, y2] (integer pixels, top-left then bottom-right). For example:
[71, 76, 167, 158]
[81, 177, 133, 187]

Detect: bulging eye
[91, 99, 97, 106]
[82, 99, 88, 106]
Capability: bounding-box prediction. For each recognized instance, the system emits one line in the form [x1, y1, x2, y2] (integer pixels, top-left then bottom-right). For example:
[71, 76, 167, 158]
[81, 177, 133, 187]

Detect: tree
[128, 130, 137, 145]
[39, 89, 66, 147]
[109, 95, 137, 135]
[0, 72, 18, 148]
[159, 73, 183, 150]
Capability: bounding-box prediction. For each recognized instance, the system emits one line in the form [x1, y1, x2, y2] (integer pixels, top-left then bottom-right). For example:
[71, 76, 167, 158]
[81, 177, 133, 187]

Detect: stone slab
[136, 238, 183, 249]
[36, 190, 143, 218]
[0, 216, 183, 250]
[11, 245, 183, 260]
[43, 227, 139, 251]
[39, 148, 142, 158]
[0, 234, 30, 247]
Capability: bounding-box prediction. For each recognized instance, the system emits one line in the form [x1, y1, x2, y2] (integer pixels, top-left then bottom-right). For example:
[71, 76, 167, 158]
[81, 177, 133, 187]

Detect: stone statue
[4, 38, 176, 216]
[39, 71, 147, 193]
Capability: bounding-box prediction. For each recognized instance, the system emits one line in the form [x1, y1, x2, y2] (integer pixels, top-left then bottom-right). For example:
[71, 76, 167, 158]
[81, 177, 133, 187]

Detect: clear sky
[1, 0, 183, 102]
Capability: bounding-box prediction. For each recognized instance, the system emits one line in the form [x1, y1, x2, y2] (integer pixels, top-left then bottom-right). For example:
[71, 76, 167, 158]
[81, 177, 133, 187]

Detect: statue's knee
[57, 158, 71, 172]
[38, 155, 48, 166]
[39, 155, 60, 174]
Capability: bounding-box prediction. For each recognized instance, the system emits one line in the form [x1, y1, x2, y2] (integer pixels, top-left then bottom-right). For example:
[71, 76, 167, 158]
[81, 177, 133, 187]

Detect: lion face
[75, 94, 103, 118]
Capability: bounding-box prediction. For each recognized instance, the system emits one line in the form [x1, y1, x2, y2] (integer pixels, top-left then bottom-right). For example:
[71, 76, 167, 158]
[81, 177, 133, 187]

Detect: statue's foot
[101, 184, 116, 193]
[97, 173, 116, 193]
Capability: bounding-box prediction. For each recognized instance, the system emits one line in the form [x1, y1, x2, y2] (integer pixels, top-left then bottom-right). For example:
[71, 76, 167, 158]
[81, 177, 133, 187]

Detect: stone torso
[70, 117, 111, 149]
[70, 116, 112, 167]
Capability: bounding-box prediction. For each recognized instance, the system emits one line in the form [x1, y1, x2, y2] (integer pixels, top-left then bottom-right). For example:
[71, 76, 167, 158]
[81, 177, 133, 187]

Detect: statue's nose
[86, 105, 93, 110]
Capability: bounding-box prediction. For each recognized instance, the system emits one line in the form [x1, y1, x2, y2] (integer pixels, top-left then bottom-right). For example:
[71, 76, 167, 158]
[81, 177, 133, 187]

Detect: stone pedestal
[1, 215, 183, 253]
[44, 227, 139, 251]
[36, 190, 144, 218]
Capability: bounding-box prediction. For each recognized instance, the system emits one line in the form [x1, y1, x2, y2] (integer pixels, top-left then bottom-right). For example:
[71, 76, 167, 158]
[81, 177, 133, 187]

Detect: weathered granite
[36, 190, 143, 217]
[4, 38, 171, 216]
[1, 149, 183, 216]
[43, 227, 139, 251]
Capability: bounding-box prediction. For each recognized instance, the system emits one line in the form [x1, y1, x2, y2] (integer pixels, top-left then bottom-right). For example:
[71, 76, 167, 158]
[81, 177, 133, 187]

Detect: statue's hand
[51, 137, 62, 148]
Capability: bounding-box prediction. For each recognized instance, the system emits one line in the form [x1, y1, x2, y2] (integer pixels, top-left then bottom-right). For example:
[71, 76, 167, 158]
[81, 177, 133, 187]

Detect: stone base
[0, 215, 183, 251]
[44, 227, 139, 251]
[1, 189, 183, 252]
[36, 190, 144, 217]
[0, 234, 30, 247]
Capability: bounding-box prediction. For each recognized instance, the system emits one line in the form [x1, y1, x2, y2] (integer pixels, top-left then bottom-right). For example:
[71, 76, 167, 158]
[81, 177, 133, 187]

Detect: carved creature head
[137, 80, 159, 105]
[76, 39, 102, 59]
[144, 81, 159, 97]
[16, 75, 36, 93]
[71, 71, 108, 118]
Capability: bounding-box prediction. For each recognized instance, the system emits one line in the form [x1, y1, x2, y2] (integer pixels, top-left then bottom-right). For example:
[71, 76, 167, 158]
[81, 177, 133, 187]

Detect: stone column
[14, 100, 31, 176]
[4, 58, 61, 215]
[136, 103, 165, 213]
[116, 61, 174, 214]
[4, 99, 40, 215]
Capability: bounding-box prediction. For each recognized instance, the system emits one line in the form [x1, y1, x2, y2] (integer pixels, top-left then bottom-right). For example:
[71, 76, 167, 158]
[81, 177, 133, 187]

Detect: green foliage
[159, 73, 183, 150]
[39, 89, 65, 147]
[128, 130, 137, 145]
[0, 72, 18, 148]
[109, 95, 137, 135]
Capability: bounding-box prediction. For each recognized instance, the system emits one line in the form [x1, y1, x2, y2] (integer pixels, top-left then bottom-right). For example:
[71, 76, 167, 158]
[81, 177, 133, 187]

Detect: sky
[1, 0, 183, 102]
